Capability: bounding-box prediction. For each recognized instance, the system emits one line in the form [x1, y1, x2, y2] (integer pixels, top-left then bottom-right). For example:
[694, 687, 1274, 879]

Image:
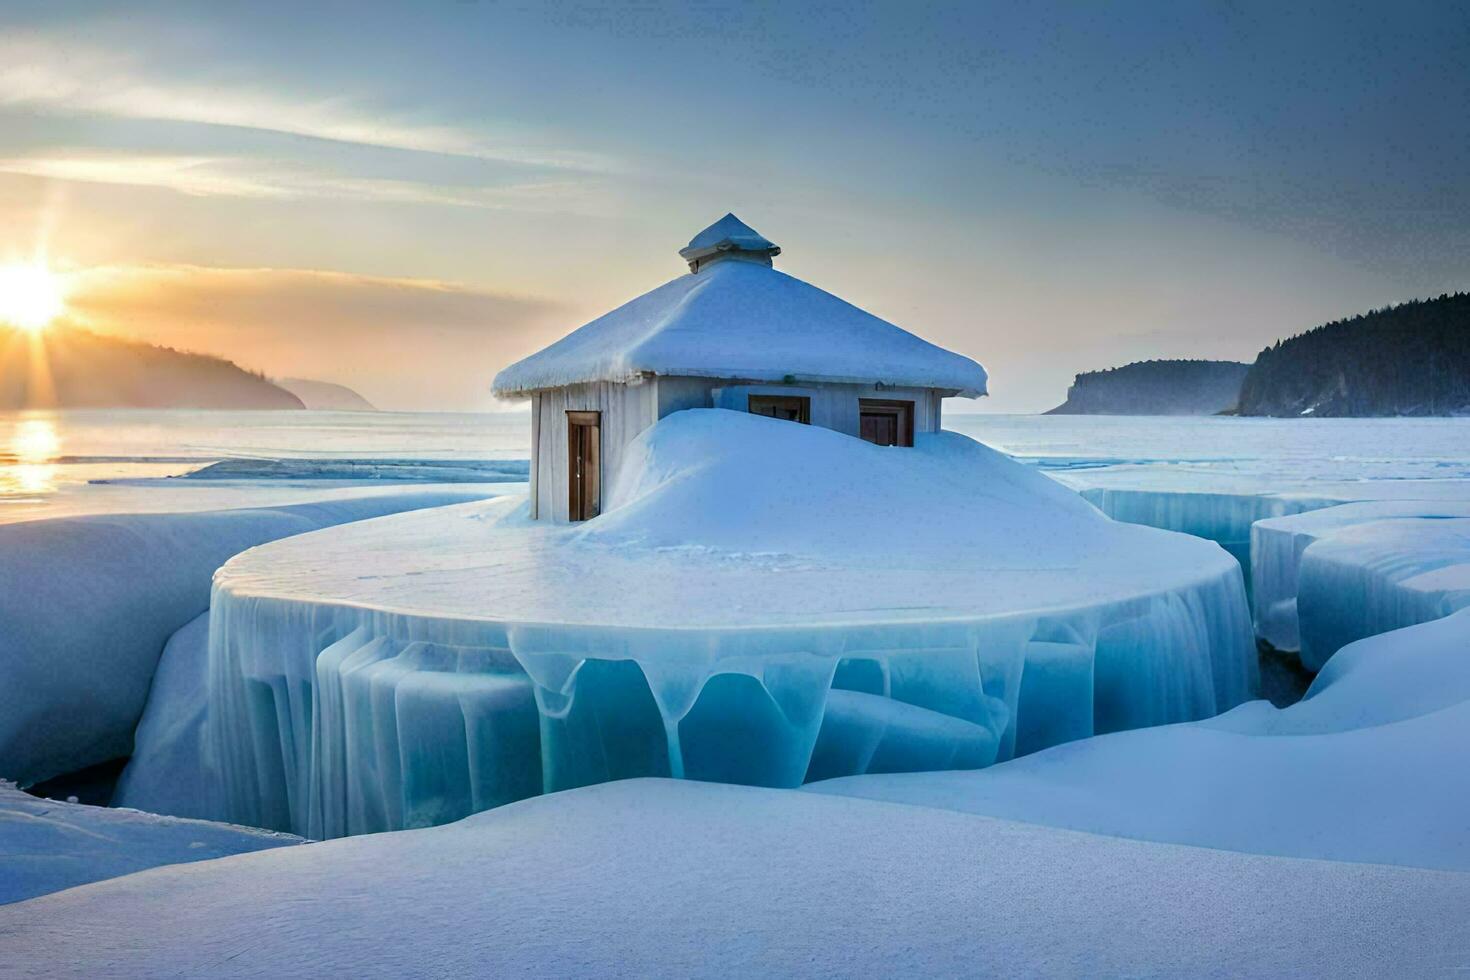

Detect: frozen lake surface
[7, 409, 1470, 507]
[0, 409, 530, 520]
[948, 413, 1470, 489]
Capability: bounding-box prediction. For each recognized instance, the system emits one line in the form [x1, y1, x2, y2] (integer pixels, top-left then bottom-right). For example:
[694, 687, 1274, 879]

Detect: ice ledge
[205, 413, 1257, 836]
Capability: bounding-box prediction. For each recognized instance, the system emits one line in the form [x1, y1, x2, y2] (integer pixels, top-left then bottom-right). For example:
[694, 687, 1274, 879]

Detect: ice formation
[815, 609, 1470, 869]
[1076, 487, 1338, 599]
[1296, 517, 1470, 670]
[1024, 418, 1470, 606]
[1252, 500, 1470, 652]
[0, 487, 510, 786]
[207, 409, 1255, 837]
[0, 779, 298, 906]
[3, 778, 1467, 978]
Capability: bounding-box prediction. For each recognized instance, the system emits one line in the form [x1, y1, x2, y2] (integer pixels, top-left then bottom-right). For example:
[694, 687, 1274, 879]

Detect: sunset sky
[1, 1, 1466, 411]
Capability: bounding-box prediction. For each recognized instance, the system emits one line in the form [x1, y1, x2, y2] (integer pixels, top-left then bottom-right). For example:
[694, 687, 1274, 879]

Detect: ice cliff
[205, 409, 1256, 837]
[1296, 517, 1470, 669]
[1252, 500, 1470, 653]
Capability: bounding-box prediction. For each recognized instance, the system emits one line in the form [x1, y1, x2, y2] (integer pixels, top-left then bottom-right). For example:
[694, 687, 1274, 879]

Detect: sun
[0, 261, 66, 333]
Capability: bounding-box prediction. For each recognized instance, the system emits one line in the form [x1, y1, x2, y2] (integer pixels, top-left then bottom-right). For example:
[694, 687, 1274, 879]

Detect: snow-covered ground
[0, 780, 298, 906]
[3, 412, 1470, 974]
[1, 777, 1465, 978]
[0, 484, 520, 786]
[812, 610, 1470, 869]
[205, 410, 1255, 837]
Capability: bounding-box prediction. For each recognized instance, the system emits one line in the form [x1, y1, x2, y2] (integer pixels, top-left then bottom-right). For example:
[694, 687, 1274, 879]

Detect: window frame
[747, 394, 812, 424]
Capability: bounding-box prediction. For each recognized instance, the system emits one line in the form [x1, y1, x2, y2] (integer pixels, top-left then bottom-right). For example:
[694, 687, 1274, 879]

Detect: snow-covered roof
[493, 218, 988, 398]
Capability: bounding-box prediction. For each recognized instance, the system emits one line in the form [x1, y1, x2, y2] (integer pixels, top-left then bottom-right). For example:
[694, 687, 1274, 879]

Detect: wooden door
[567, 410, 601, 521]
[861, 411, 898, 445]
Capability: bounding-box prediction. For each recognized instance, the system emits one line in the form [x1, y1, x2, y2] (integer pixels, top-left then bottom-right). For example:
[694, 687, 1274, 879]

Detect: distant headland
[1047, 360, 1249, 416]
[1055, 292, 1469, 418]
[0, 326, 374, 411]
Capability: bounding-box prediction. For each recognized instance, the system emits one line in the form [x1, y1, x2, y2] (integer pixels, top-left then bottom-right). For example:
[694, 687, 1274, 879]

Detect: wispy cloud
[0, 35, 615, 173]
[0, 151, 615, 213]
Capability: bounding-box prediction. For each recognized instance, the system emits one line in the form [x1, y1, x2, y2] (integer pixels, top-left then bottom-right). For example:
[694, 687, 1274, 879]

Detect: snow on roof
[493, 220, 988, 398]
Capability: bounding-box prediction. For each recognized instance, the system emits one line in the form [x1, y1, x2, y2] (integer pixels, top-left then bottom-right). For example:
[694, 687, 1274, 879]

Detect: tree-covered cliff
[1237, 293, 1470, 417]
[0, 325, 304, 410]
[1046, 360, 1249, 416]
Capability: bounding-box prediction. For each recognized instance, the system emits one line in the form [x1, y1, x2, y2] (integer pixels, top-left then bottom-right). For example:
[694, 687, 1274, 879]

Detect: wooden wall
[531, 380, 659, 522]
[531, 376, 947, 521]
[710, 381, 942, 437]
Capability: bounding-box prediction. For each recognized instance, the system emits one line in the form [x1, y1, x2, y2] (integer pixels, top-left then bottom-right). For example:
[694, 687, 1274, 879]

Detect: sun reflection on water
[3, 415, 61, 498]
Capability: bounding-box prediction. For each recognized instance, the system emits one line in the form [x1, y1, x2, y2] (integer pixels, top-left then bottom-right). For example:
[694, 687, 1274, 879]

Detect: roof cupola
[678, 213, 780, 273]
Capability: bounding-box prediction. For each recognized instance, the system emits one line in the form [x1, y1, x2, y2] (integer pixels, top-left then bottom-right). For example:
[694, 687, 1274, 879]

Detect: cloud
[63, 264, 571, 410]
[0, 35, 614, 173]
[0, 150, 614, 212]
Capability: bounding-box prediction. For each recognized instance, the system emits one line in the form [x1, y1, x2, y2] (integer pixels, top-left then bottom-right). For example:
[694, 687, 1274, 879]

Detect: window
[567, 410, 601, 521]
[858, 399, 914, 447]
[748, 394, 810, 424]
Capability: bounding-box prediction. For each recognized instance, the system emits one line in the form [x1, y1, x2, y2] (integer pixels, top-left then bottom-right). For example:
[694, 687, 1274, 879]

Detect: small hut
[492, 214, 988, 521]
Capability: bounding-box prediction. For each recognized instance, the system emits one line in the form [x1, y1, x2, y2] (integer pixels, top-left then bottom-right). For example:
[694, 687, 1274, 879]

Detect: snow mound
[1296, 517, 1470, 669]
[1252, 499, 1470, 652]
[812, 609, 1470, 870]
[1, 778, 1466, 977]
[0, 488, 509, 786]
[0, 779, 298, 906]
[208, 410, 1254, 837]
[491, 259, 988, 397]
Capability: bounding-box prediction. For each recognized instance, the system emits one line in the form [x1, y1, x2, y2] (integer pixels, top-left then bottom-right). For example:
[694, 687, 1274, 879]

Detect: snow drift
[110, 613, 219, 819]
[0, 488, 507, 786]
[0, 780, 298, 906]
[0, 778, 1465, 978]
